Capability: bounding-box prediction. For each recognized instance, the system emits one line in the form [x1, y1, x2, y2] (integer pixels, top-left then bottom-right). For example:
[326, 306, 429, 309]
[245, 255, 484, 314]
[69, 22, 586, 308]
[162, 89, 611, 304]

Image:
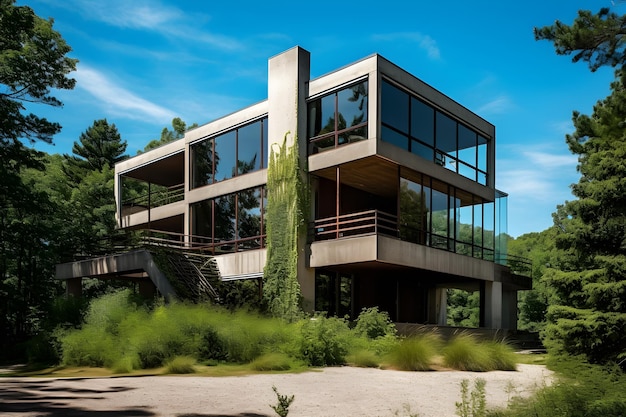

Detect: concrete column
[483, 281, 503, 329]
[267, 46, 315, 312]
[427, 287, 447, 325]
[66, 278, 82, 298]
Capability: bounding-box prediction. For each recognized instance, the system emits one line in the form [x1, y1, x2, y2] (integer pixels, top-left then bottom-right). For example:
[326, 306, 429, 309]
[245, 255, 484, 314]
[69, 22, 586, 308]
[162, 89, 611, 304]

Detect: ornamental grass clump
[388, 333, 441, 371]
[164, 355, 197, 374]
[442, 333, 493, 371]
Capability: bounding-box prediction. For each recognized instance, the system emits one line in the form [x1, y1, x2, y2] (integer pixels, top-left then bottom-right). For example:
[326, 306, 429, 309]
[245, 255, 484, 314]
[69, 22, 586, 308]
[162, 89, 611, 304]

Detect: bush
[388, 333, 441, 371]
[164, 356, 197, 374]
[442, 333, 493, 372]
[353, 307, 396, 339]
[197, 326, 228, 362]
[250, 352, 293, 371]
[347, 349, 380, 368]
[298, 315, 351, 366]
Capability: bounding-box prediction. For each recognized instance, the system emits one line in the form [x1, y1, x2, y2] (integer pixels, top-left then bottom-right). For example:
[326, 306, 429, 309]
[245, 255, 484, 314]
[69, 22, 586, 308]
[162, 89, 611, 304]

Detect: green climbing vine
[263, 133, 308, 321]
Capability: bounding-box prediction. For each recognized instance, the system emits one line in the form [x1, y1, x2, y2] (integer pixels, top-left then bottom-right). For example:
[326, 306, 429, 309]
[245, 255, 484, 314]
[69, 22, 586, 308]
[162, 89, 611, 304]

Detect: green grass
[164, 356, 197, 374]
[387, 333, 441, 371]
[488, 357, 626, 417]
[346, 349, 380, 368]
[249, 353, 294, 371]
[442, 334, 496, 372]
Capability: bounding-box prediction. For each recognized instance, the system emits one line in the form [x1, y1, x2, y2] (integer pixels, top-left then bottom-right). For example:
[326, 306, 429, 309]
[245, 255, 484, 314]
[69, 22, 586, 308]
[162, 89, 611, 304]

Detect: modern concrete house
[57, 46, 531, 330]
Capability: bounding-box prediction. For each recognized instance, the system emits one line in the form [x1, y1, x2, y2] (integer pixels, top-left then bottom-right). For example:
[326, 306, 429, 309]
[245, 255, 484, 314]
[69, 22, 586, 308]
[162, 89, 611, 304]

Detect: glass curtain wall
[381, 79, 489, 185]
[191, 117, 268, 189]
[190, 186, 265, 254]
[399, 170, 495, 259]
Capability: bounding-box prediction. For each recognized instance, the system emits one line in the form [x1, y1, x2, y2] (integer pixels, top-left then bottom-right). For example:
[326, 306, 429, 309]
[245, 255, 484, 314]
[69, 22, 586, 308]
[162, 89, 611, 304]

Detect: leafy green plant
[270, 385, 295, 417]
[353, 307, 397, 339]
[388, 333, 441, 371]
[456, 378, 486, 417]
[263, 135, 308, 322]
[298, 315, 351, 366]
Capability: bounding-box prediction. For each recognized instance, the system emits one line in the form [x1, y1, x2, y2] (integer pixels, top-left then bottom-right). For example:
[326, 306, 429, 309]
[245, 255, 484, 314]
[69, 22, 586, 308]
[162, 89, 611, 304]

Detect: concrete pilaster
[66, 278, 82, 298]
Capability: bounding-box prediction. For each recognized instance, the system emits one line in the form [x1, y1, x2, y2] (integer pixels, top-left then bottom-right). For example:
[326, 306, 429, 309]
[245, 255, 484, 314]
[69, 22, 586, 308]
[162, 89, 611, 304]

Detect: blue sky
[18, 0, 624, 237]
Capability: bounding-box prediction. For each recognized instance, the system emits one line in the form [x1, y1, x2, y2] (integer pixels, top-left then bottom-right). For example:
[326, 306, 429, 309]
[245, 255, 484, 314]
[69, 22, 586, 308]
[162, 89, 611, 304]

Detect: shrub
[111, 354, 140, 373]
[298, 315, 351, 366]
[353, 307, 396, 339]
[164, 356, 197, 374]
[388, 333, 441, 371]
[250, 352, 293, 371]
[197, 326, 228, 362]
[442, 334, 493, 371]
[347, 349, 380, 368]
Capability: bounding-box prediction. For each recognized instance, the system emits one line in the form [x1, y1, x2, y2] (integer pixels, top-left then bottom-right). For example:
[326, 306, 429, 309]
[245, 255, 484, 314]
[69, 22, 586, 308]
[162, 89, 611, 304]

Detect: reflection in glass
[399, 178, 426, 244]
[214, 130, 236, 182]
[238, 187, 261, 249]
[191, 139, 214, 188]
[214, 194, 236, 252]
[308, 81, 368, 153]
[431, 180, 449, 249]
[382, 126, 409, 150]
[382, 80, 409, 132]
[237, 121, 261, 175]
[458, 124, 477, 167]
[411, 97, 434, 146]
[191, 200, 212, 244]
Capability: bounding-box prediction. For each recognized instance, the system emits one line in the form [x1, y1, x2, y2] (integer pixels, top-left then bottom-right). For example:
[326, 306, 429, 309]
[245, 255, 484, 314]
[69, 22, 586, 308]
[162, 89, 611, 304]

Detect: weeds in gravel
[270, 385, 294, 417]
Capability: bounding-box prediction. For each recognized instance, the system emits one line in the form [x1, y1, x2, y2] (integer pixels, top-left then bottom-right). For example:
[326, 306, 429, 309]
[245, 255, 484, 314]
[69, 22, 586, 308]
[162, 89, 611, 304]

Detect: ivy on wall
[263, 133, 308, 321]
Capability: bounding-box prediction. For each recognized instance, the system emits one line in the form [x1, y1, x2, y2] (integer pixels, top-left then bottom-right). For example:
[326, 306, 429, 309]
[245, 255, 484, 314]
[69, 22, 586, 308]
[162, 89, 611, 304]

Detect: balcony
[121, 183, 185, 217]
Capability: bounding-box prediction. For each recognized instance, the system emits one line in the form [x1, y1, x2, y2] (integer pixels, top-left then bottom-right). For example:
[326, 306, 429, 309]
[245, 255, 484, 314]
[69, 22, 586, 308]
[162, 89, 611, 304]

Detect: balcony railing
[310, 209, 532, 278]
[121, 183, 184, 216]
[311, 210, 398, 241]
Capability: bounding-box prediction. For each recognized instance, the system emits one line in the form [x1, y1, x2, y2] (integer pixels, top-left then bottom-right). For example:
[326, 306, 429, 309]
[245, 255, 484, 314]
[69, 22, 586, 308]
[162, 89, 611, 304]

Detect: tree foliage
[537, 11, 626, 363]
[64, 119, 127, 180]
[141, 117, 198, 153]
[535, 8, 626, 72]
[0, 0, 76, 358]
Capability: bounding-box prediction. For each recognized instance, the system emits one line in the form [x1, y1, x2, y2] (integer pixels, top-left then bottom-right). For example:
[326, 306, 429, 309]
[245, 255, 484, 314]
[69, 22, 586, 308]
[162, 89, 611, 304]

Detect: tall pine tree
[536, 8, 626, 364]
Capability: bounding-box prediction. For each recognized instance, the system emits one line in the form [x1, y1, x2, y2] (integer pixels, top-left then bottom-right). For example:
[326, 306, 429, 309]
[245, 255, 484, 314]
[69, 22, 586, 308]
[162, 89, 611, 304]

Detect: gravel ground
[0, 364, 552, 417]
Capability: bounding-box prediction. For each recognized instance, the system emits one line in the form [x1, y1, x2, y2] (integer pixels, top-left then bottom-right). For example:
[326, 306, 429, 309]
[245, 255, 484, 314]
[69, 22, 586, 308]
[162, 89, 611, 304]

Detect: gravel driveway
[0, 364, 552, 417]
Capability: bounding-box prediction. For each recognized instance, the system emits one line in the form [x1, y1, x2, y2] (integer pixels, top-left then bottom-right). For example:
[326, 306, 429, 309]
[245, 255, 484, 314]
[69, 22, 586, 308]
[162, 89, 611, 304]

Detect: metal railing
[311, 210, 398, 241]
[121, 183, 184, 215]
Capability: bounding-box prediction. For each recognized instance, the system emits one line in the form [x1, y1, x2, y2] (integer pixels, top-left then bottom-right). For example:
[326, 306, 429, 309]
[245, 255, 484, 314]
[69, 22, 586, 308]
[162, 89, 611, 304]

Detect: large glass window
[190, 117, 267, 189]
[381, 79, 490, 185]
[308, 80, 368, 154]
[191, 186, 265, 254]
[398, 169, 495, 260]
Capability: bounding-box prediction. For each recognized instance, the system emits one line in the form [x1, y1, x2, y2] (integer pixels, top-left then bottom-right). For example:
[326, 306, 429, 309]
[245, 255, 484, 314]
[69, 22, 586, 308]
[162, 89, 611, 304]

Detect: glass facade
[191, 117, 268, 189]
[190, 186, 265, 254]
[399, 169, 495, 260]
[381, 79, 489, 185]
[307, 80, 368, 154]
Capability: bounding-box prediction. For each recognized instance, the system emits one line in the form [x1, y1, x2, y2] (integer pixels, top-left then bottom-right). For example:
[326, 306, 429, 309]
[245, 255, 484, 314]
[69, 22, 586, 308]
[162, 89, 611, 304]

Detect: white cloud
[48, 0, 242, 50]
[75, 65, 176, 123]
[475, 96, 512, 115]
[372, 32, 441, 60]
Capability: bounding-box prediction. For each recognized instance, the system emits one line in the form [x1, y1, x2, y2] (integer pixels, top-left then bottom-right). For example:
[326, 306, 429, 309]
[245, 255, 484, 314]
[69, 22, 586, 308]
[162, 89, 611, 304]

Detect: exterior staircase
[152, 250, 220, 302]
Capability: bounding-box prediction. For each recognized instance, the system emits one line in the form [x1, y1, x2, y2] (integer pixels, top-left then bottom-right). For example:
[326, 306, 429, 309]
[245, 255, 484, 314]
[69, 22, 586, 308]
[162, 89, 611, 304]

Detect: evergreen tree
[0, 0, 76, 358]
[64, 119, 127, 181]
[141, 117, 198, 153]
[537, 10, 626, 362]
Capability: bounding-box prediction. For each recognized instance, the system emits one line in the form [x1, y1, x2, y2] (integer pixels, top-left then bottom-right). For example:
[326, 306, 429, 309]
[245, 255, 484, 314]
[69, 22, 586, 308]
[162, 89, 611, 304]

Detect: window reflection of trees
[191, 186, 264, 254]
[398, 174, 494, 259]
[308, 81, 368, 153]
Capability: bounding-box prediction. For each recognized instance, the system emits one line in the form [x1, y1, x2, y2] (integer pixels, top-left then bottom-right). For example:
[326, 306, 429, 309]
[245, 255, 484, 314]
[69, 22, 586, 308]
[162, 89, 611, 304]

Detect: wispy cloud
[371, 32, 441, 60]
[75, 65, 176, 123]
[46, 0, 242, 51]
[476, 96, 512, 115]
